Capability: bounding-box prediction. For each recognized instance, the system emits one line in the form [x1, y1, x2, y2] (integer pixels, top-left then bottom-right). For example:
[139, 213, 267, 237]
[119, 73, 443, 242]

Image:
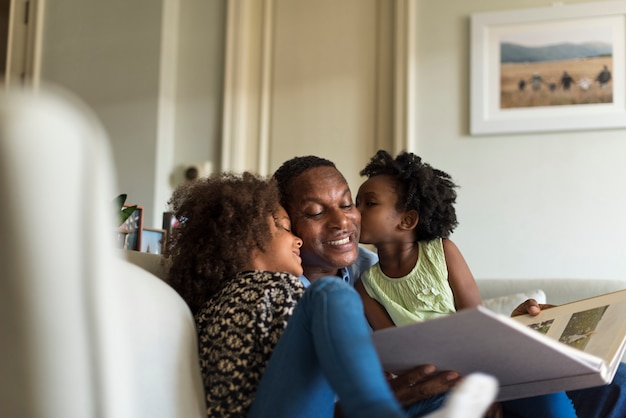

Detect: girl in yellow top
[354, 150, 481, 330]
[354, 150, 578, 418]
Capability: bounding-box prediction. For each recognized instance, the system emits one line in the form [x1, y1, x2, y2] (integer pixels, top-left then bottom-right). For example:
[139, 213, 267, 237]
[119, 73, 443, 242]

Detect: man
[273, 155, 626, 418]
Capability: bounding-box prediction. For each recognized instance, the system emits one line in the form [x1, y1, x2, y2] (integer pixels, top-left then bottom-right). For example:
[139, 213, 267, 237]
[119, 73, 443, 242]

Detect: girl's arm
[442, 238, 482, 310]
[354, 279, 395, 330]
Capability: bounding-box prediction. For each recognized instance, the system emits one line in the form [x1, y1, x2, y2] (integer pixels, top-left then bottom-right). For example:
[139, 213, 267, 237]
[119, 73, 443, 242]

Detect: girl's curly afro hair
[165, 171, 281, 314]
[360, 150, 459, 241]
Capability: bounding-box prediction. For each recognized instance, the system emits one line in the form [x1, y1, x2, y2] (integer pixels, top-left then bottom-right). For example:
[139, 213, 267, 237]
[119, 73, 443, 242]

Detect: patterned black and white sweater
[195, 270, 305, 418]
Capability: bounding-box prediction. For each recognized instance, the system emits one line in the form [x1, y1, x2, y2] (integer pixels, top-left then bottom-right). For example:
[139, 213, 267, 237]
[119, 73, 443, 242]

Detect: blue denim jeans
[567, 361, 626, 418]
[498, 363, 626, 418]
[247, 277, 406, 418]
[501, 392, 577, 418]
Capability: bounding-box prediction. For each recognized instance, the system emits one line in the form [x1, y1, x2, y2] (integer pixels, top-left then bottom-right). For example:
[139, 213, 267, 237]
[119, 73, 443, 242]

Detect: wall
[39, 0, 224, 227]
[220, 0, 396, 194]
[267, 0, 386, 193]
[35, 0, 626, 280]
[40, 0, 163, 226]
[171, 0, 224, 194]
[413, 0, 626, 279]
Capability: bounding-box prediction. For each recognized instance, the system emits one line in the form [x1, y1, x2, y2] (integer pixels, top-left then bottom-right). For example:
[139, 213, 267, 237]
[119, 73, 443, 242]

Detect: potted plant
[114, 194, 137, 248]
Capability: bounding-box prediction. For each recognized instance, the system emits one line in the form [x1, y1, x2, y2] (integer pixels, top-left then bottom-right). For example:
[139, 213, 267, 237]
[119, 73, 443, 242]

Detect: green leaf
[114, 194, 137, 226]
[119, 204, 137, 226]
[113, 193, 127, 210]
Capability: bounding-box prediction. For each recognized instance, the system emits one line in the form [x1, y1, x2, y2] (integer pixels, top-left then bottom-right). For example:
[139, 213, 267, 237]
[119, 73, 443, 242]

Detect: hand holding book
[511, 298, 557, 318]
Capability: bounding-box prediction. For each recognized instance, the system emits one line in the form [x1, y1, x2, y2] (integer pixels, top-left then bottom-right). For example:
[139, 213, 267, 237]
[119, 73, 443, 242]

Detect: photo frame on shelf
[162, 211, 178, 238]
[141, 228, 166, 255]
[470, 1, 626, 135]
[121, 205, 143, 251]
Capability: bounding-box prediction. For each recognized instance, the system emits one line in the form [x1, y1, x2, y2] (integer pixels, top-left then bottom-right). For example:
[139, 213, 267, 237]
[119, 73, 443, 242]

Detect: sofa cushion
[482, 289, 546, 316]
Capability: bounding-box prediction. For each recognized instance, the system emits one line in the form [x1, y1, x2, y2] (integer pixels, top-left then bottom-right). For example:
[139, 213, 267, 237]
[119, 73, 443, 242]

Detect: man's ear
[399, 209, 419, 231]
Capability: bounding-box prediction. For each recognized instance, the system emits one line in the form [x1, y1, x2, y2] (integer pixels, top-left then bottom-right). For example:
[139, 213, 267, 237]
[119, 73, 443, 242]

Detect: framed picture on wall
[470, 1, 626, 135]
[122, 205, 143, 251]
[141, 228, 166, 255]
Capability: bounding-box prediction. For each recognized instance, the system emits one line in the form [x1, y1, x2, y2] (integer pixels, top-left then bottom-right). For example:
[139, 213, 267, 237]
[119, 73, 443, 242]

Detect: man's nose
[328, 208, 351, 228]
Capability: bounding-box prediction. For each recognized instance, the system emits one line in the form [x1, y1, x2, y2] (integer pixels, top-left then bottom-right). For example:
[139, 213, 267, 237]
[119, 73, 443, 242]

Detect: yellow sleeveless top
[361, 238, 456, 327]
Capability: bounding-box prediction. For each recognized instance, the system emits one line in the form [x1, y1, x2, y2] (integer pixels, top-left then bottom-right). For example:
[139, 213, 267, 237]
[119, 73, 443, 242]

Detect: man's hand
[388, 364, 461, 406]
[510, 298, 557, 317]
[484, 402, 503, 418]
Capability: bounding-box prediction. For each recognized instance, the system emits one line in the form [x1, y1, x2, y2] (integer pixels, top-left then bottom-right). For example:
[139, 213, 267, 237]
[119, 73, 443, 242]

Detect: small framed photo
[141, 228, 166, 255]
[122, 205, 143, 251]
[162, 211, 178, 238]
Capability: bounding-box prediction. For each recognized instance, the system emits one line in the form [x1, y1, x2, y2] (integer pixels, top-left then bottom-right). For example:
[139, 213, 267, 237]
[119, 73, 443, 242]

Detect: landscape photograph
[499, 24, 614, 109]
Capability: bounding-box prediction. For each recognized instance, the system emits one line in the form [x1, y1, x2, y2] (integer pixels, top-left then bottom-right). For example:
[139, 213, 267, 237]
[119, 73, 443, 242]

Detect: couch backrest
[122, 250, 626, 307]
[0, 88, 204, 418]
[477, 278, 626, 306]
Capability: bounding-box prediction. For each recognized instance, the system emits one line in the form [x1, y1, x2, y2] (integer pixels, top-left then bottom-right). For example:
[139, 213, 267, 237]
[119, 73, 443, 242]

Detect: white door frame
[5, 0, 44, 88]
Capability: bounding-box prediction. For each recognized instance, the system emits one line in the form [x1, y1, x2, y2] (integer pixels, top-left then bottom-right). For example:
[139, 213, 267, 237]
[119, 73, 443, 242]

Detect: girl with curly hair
[166, 172, 405, 418]
[354, 149, 479, 329]
[354, 150, 577, 417]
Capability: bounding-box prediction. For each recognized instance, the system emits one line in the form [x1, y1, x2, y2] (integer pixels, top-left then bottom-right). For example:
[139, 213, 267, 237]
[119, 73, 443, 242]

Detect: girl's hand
[510, 299, 557, 317]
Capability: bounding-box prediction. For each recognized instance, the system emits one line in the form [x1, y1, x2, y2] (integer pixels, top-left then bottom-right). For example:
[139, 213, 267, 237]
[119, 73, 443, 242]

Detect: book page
[513, 289, 626, 366]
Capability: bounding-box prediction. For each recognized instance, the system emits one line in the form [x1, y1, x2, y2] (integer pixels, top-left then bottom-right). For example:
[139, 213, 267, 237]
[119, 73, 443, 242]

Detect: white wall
[36, 0, 626, 280]
[171, 0, 224, 188]
[40, 0, 163, 226]
[39, 0, 224, 228]
[268, 0, 383, 193]
[413, 0, 626, 279]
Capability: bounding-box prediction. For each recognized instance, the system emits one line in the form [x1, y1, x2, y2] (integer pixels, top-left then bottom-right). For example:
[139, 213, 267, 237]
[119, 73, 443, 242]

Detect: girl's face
[252, 205, 304, 277]
[355, 175, 404, 246]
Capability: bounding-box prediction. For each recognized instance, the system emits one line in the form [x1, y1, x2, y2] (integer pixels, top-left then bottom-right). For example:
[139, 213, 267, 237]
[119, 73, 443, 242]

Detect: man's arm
[335, 364, 460, 417]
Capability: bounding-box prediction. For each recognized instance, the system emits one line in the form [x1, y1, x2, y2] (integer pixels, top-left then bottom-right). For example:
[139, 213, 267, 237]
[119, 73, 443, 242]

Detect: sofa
[1, 88, 205, 418]
[121, 249, 626, 315]
[121, 249, 626, 364]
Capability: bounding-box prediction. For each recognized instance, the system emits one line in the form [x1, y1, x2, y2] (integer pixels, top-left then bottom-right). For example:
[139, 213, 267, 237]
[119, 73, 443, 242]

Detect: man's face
[285, 166, 361, 280]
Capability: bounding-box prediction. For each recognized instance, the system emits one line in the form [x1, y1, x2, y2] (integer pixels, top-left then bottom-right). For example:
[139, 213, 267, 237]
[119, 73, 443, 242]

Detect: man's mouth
[326, 236, 351, 246]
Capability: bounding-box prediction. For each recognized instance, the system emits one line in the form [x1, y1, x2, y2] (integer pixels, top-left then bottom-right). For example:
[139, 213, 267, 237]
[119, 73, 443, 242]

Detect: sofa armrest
[118, 249, 170, 281]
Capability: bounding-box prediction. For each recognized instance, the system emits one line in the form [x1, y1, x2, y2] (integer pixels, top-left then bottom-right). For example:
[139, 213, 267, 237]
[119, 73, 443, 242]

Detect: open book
[371, 289, 626, 401]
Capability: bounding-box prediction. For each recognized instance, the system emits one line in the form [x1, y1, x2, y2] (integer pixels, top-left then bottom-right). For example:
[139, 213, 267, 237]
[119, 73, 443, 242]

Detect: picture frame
[470, 1, 626, 135]
[162, 211, 178, 240]
[121, 205, 143, 251]
[141, 228, 166, 255]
